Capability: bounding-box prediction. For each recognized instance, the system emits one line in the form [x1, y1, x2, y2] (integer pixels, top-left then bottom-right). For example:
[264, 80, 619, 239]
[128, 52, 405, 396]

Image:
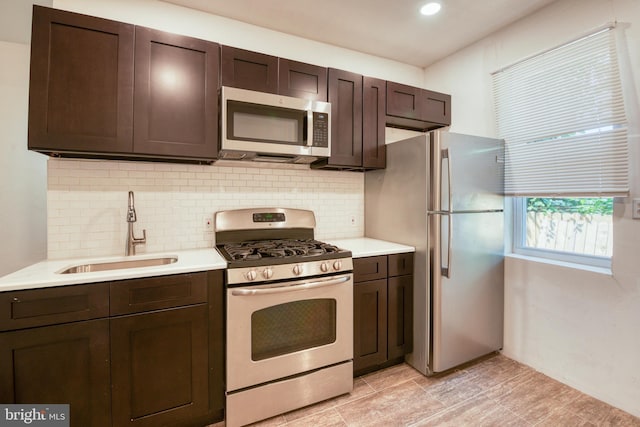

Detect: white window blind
[492, 28, 629, 197]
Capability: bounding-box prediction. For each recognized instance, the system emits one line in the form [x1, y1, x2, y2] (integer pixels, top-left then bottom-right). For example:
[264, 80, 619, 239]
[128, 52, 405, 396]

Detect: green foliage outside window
[526, 198, 613, 215]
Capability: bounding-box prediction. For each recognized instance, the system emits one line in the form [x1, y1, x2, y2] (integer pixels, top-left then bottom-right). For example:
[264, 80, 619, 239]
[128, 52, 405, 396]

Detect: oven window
[251, 299, 336, 361]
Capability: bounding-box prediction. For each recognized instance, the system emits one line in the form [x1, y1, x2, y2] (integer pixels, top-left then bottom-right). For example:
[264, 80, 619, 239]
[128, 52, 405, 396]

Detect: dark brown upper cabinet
[134, 27, 219, 160]
[278, 59, 327, 101]
[221, 46, 278, 93]
[313, 70, 386, 170]
[28, 6, 219, 163]
[221, 49, 327, 102]
[322, 68, 363, 168]
[362, 77, 386, 169]
[28, 5, 135, 155]
[386, 81, 451, 131]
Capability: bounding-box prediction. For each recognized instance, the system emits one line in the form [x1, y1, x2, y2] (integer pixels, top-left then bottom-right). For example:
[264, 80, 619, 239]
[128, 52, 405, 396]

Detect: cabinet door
[386, 81, 422, 120]
[221, 46, 278, 93]
[134, 27, 219, 160]
[28, 6, 134, 154]
[111, 305, 209, 427]
[326, 69, 363, 167]
[423, 89, 452, 126]
[207, 271, 225, 421]
[363, 77, 386, 169]
[388, 275, 414, 359]
[278, 59, 328, 101]
[0, 320, 111, 427]
[353, 279, 387, 374]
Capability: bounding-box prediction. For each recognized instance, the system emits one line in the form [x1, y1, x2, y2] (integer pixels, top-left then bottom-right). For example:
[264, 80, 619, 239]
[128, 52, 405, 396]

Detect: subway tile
[46, 160, 363, 259]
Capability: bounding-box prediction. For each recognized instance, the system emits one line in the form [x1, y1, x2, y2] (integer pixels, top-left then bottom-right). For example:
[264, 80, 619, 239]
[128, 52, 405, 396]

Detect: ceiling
[162, 0, 557, 68]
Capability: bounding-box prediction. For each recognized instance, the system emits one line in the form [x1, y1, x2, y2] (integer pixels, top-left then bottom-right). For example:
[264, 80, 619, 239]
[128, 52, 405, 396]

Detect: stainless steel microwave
[219, 86, 331, 163]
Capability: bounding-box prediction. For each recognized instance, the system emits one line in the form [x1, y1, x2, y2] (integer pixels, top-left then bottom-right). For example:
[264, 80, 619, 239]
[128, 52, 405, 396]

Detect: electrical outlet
[633, 199, 640, 219]
[350, 215, 356, 226]
[205, 216, 213, 232]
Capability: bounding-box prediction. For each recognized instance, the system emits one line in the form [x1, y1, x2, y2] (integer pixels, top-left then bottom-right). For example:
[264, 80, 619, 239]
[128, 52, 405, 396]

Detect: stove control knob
[333, 260, 343, 271]
[293, 264, 303, 276]
[262, 268, 274, 280]
[246, 270, 257, 281]
[320, 262, 329, 272]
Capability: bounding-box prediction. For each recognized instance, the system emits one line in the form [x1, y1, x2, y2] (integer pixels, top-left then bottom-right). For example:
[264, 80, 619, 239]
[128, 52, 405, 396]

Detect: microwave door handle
[231, 275, 350, 296]
[306, 110, 314, 147]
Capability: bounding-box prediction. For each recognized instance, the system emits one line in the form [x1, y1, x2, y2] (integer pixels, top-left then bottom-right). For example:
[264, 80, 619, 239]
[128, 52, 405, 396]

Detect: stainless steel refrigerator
[365, 130, 504, 375]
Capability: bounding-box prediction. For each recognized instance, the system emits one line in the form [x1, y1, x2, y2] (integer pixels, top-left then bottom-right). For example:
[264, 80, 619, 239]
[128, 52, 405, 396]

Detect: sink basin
[58, 256, 178, 274]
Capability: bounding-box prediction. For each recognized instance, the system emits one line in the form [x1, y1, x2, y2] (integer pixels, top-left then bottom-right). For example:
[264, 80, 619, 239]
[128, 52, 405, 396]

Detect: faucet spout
[127, 191, 137, 222]
[125, 191, 146, 256]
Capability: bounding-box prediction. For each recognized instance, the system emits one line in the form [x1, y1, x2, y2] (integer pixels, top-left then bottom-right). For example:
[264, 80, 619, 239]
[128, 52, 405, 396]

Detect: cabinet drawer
[0, 283, 109, 331]
[388, 253, 414, 277]
[110, 272, 208, 315]
[354, 256, 388, 282]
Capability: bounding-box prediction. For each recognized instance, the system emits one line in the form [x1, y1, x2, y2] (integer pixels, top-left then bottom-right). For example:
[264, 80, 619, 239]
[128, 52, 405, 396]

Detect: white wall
[0, 0, 50, 277]
[423, 0, 640, 417]
[53, 0, 425, 86]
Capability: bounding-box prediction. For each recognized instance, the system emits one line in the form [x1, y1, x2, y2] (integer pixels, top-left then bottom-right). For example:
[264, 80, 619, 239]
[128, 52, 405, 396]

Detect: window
[514, 197, 613, 268]
[492, 27, 629, 268]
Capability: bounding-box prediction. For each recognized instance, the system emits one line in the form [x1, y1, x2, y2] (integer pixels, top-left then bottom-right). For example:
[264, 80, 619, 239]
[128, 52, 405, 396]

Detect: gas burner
[214, 208, 352, 278]
[220, 239, 341, 262]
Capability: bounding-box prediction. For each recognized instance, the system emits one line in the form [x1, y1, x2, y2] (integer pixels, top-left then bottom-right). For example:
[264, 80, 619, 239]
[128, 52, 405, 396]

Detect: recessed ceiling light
[420, 2, 442, 16]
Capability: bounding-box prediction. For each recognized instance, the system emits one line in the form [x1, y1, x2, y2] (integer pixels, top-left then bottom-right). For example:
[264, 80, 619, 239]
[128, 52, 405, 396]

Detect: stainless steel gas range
[214, 208, 354, 427]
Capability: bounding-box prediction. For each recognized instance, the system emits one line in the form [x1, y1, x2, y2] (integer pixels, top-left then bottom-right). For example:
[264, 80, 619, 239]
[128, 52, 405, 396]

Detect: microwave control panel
[312, 112, 329, 148]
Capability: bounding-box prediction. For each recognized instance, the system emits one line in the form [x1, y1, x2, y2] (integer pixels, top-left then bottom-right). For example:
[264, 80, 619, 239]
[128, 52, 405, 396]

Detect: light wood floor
[214, 354, 640, 426]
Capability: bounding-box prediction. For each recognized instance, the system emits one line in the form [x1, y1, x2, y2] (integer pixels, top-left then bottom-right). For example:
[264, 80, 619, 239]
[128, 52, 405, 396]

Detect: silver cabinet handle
[441, 148, 453, 278]
[231, 275, 351, 296]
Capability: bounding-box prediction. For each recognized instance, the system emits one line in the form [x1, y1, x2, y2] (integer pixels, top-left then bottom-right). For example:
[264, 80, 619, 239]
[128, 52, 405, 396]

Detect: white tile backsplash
[47, 158, 364, 259]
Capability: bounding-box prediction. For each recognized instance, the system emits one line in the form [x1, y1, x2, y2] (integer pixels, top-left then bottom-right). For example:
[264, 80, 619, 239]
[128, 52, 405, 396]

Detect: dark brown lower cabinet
[111, 306, 209, 427]
[353, 279, 387, 372]
[388, 275, 413, 360]
[0, 319, 112, 427]
[0, 270, 224, 427]
[353, 253, 414, 376]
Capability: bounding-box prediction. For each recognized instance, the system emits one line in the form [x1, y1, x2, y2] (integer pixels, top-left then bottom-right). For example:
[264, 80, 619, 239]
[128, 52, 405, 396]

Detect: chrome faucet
[125, 191, 146, 256]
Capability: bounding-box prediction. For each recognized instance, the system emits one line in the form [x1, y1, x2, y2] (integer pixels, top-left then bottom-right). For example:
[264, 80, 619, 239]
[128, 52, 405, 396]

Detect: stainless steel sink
[58, 257, 178, 274]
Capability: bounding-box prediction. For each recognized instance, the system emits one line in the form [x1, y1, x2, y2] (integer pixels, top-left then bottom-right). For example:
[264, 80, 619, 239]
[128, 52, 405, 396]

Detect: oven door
[226, 273, 353, 392]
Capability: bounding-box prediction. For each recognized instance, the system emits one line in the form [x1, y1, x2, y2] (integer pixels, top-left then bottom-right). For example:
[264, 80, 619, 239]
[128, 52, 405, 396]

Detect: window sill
[505, 253, 613, 277]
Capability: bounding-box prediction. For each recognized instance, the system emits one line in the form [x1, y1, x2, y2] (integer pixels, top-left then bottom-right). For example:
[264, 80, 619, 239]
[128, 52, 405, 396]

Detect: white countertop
[0, 238, 413, 292]
[0, 249, 227, 292]
[328, 238, 415, 258]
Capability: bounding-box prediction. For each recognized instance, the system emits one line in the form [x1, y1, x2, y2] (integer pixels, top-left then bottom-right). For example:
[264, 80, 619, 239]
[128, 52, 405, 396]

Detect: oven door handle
[231, 275, 351, 296]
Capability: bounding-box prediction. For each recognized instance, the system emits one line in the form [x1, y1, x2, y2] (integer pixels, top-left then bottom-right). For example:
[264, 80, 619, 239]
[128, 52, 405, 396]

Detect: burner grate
[220, 239, 340, 262]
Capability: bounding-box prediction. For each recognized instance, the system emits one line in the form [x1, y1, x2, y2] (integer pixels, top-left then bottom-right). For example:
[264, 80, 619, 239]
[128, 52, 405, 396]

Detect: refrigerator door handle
[441, 148, 453, 278]
[442, 148, 453, 213]
[441, 212, 452, 278]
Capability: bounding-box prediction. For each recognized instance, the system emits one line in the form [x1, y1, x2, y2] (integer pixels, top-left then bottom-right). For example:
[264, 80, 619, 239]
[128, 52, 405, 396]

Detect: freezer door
[434, 131, 504, 212]
[430, 210, 504, 373]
